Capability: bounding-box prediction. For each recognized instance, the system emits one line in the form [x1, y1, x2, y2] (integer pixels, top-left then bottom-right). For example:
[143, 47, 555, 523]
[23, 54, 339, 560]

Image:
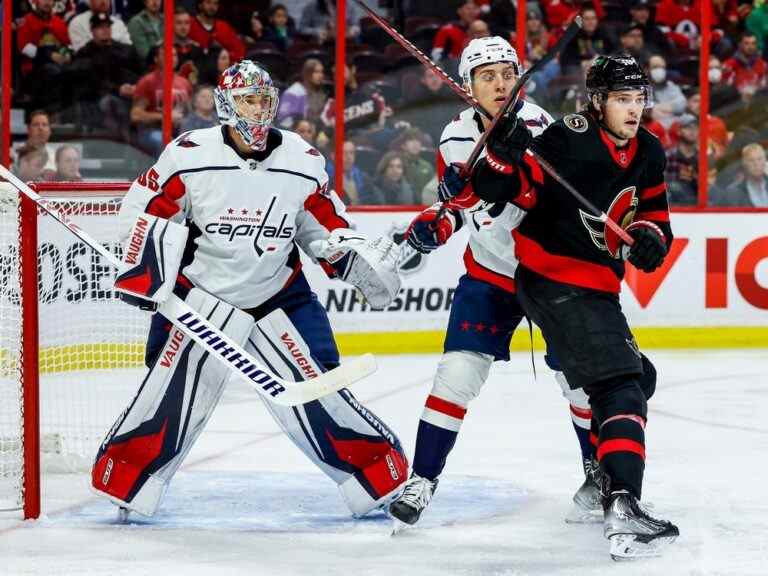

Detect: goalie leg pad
[246, 307, 408, 517]
[91, 288, 254, 516]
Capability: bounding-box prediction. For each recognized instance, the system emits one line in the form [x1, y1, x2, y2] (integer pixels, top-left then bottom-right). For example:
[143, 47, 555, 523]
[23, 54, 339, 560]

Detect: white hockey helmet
[214, 60, 279, 151]
[458, 36, 521, 92]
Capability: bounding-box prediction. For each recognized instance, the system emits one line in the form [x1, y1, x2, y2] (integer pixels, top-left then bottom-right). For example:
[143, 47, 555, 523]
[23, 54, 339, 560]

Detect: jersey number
[138, 168, 160, 192]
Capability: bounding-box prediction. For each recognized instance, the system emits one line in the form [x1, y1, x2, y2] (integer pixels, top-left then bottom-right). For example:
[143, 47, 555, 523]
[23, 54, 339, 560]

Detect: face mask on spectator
[650, 67, 666, 83]
[708, 67, 722, 84]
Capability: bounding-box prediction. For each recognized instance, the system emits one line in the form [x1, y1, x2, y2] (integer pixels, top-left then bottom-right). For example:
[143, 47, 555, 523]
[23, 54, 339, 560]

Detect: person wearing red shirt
[131, 45, 193, 156]
[540, 0, 604, 29]
[723, 32, 768, 100]
[431, 0, 480, 62]
[16, 0, 71, 112]
[655, 0, 701, 29]
[189, 0, 245, 63]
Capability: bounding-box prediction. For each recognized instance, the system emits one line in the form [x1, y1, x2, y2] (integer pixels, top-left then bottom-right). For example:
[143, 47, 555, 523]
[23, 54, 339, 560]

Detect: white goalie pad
[91, 288, 254, 516]
[245, 309, 408, 516]
[309, 229, 402, 309]
[114, 212, 188, 304]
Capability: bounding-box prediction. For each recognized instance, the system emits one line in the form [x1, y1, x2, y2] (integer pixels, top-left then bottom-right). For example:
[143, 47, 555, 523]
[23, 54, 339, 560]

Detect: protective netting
[0, 184, 149, 512]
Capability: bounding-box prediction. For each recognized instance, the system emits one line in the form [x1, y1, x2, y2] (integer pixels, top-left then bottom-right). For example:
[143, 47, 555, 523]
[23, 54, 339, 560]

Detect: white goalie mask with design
[215, 60, 279, 151]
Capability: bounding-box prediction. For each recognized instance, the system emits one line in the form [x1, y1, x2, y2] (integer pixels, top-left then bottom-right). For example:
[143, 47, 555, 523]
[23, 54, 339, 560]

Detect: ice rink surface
[1, 350, 766, 576]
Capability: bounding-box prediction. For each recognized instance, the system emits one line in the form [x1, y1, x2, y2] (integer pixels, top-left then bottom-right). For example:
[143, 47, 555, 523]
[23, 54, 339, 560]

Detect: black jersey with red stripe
[475, 111, 672, 293]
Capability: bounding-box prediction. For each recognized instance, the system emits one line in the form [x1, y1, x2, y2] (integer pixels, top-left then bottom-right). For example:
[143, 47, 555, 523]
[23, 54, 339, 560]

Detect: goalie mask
[215, 60, 279, 151]
[458, 36, 522, 95]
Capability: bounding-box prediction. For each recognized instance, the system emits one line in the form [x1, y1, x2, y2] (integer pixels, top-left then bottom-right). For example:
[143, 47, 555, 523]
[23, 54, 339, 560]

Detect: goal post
[0, 181, 147, 519]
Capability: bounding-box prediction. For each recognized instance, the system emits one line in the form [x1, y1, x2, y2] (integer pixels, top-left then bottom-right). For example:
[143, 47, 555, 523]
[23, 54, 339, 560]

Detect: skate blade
[609, 533, 678, 561]
[564, 504, 603, 524]
[117, 507, 131, 524]
[390, 517, 410, 536]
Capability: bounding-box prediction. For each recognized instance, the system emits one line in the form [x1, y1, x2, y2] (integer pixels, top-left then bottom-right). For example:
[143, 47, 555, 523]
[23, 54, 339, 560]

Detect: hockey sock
[412, 419, 460, 481]
[568, 403, 595, 462]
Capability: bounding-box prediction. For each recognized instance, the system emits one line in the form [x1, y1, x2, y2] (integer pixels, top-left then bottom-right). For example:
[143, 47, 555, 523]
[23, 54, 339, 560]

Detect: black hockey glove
[623, 221, 668, 273]
[486, 114, 532, 174]
[437, 163, 470, 203]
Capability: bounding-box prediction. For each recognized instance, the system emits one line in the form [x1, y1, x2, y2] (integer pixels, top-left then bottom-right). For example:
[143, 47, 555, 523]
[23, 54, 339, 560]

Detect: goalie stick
[354, 1, 633, 246]
[0, 164, 376, 407]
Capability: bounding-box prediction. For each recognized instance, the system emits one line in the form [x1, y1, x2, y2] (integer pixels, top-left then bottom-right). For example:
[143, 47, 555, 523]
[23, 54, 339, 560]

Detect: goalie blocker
[92, 281, 407, 517]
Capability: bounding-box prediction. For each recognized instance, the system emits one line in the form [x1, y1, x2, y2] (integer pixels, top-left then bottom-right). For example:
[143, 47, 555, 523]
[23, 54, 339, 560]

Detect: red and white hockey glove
[622, 220, 668, 273]
[405, 204, 461, 254]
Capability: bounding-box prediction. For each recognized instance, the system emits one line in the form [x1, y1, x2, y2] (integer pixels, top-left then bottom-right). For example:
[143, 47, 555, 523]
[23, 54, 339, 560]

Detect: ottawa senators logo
[579, 187, 638, 258]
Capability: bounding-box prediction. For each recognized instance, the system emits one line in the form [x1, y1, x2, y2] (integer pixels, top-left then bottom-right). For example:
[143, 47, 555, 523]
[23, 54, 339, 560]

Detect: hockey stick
[0, 165, 376, 407]
[356, 2, 633, 245]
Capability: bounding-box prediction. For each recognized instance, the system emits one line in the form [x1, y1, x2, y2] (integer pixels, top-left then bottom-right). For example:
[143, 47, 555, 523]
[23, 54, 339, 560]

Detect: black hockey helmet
[586, 54, 651, 106]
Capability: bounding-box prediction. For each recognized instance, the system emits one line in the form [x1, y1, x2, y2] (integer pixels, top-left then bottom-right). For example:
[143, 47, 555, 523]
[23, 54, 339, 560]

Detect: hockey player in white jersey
[389, 37, 601, 525]
[91, 61, 408, 518]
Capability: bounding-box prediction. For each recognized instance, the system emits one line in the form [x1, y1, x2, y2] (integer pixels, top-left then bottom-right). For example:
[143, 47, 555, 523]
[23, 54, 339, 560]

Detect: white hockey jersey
[119, 126, 350, 309]
[437, 102, 553, 292]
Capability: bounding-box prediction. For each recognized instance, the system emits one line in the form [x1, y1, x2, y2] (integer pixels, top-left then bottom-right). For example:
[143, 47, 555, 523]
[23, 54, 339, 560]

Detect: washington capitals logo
[579, 186, 638, 258]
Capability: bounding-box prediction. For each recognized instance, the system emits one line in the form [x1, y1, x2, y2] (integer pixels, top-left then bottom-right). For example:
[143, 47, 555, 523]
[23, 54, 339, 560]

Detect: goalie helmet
[214, 60, 279, 151]
[458, 36, 521, 92]
[586, 54, 653, 109]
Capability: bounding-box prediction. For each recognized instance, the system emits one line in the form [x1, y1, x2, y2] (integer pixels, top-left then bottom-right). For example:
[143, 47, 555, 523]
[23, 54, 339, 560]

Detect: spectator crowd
[6, 0, 768, 207]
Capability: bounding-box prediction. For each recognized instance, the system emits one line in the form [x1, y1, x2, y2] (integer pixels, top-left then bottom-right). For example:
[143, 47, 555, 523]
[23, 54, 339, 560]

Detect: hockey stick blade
[0, 164, 377, 406]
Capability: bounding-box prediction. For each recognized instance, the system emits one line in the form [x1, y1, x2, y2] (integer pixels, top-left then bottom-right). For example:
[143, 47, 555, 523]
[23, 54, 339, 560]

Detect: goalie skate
[388, 474, 438, 531]
[604, 490, 679, 561]
[565, 458, 603, 524]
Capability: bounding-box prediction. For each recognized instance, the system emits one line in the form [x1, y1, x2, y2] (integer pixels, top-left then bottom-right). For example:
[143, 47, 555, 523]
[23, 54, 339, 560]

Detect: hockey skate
[388, 474, 438, 531]
[604, 490, 679, 560]
[565, 457, 604, 524]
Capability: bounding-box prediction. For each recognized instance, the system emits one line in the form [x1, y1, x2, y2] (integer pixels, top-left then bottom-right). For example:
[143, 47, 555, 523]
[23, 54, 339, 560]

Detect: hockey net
[0, 182, 148, 519]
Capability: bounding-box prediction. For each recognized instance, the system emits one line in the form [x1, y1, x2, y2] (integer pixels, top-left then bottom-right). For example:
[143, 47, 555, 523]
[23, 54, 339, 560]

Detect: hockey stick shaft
[356, 6, 632, 245]
[0, 165, 376, 406]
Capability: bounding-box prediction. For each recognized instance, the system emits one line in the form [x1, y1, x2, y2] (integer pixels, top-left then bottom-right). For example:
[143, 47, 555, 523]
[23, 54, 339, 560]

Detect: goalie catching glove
[310, 229, 401, 309]
[114, 213, 188, 310]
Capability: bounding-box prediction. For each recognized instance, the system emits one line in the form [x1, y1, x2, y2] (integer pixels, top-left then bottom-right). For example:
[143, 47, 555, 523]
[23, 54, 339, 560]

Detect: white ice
[1, 350, 767, 575]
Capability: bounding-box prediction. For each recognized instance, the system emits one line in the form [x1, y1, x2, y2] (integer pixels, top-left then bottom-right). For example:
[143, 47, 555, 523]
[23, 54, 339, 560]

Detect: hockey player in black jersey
[443, 54, 680, 559]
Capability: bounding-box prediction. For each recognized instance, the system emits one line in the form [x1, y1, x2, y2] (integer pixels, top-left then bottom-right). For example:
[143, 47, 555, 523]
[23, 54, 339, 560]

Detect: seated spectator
[175, 5, 205, 78]
[320, 63, 394, 148]
[616, 22, 651, 67]
[665, 113, 699, 205]
[295, 119, 319, 146]
[69, 13, 141, 140]
[197, 46, 231, 86]
[397, 68, 457, 146]
[468, 18, 491, 41]
[278, 58, 328, 128]
[431, 0, 480, 62]
[655, 0, 701, 31]
[723, 32, 768, 102]
[244, 11, 265, 47]
[746, 0, 768, 57]
[326, 141, 375, 205]
[371, 151, 416, 205]
[524, 7, 560, 101]
[131, 45, 193, 156]
[51, 145, 82, 182]
[542, 0, 605, 29]
[16, 0, 71, 114]
[392, 128, 435, 198]
[560, 7, 612, 74]
[14, 145, 50, 183]
[675, 90, 730, 158]
[127, 0, 162, 62]
[709, 55, 741, 115]
[180, 85, 217, 132]
[649, 54, 687, 128]
[300, 0, 364, 44]
[263, 4, 295, 52]
[189, 0, 245, 63]
[12, 110, 57, 172]
[628, 0, 671, 57]
[642, 108, 670, 149]
[714, 143, 768, 207]
[69, 0, 132, 52]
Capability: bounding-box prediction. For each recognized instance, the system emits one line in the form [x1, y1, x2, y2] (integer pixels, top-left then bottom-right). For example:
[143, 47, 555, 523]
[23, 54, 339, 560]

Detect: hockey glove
[623, 221, 668, 273]
[486, 115, 532, 174]
[405, 204, 461, 254]
[437, 163, 470, 203]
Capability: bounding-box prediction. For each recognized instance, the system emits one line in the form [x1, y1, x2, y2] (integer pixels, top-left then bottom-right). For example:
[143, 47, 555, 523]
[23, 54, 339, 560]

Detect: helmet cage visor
[588, 84, 654, 110]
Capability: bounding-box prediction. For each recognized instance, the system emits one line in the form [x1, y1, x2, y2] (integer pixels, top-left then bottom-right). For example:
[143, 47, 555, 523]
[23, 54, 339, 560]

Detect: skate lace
[399, 476, 434, 509]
